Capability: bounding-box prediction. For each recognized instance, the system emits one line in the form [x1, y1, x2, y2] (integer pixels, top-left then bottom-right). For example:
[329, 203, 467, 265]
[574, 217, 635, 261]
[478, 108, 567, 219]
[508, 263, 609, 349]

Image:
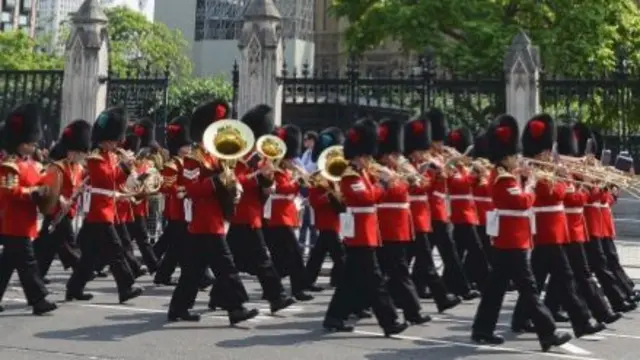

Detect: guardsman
[126, 119, 160, 274]
[221, 104, 295, 314]
[543, 124, 622, 325]
[470, 114, 572, 351]
[375, 118, 431, 325]
[425, 109, 478, 299]
[470, 132, 494, 262]
[262, 124, 314, 301]
[167, 100, 258, 324]
[511, 114, 604, 338]
[404, 116, 461, 312]
[33, 120, 90, 283]
[153, 115, 192, 286]
[0, 103, 57, 315]
[305, 127, 347, 290]
[323, 118, 407, 337]
[65, 107, 142, 304]
[446, 127, 491, 291]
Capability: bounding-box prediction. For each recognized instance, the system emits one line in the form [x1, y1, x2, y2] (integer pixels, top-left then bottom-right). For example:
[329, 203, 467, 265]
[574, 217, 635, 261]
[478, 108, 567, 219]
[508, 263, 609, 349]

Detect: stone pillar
[237, 0, 284, 125]
[60, 0, 109, 130]
[504, 30, 541, 134]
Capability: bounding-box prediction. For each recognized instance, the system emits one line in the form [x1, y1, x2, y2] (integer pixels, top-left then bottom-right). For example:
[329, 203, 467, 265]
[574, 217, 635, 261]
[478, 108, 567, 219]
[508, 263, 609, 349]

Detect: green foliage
[331, 0, 640, 75]
[167, 76, 234, 118]
[105, 6, 192, 79]
[0, 31, 63, 70]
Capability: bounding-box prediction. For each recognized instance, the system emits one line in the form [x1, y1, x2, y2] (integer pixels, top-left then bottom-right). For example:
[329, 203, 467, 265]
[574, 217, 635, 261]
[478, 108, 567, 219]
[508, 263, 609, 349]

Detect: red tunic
[428, 170, 448, 222]
[600, 190, 616, 239]
[0, 156, 42, 239]
[563, 183, 588, 243]
[160, 157, 184, 221]
[533, 180, 568, 245]
[583, 186, 603, 238]
[340, 168, 383, 247]
[377, 180, 412, 242]
[308, 185, 340, 233]
[490, 169, 535, 250]
[85, 149, 130, 224]
[473, 181, 493, 226]
[265, 169, 300, 228]
[41, 160, 84, 219]
[182, 147, 225, 235]
[230, 159, 267, 229]
[447, 166, 478, 225]
[408, 172, 432, 233]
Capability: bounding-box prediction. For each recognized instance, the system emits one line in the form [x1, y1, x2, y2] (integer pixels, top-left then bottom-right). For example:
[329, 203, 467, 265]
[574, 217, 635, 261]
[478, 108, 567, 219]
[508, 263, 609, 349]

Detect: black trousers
[33, 215, 81, 277]
[263, 226, 310, 294]
[410, 232, 453, 311]
[222, 224, 287, 302]
[378, 242, 422, 317]
[154, 220, 187, 282]
[116, 223, 143, 274]
[0, 236, 49, 306]
[168, 233, 249, 312]
[476, 225, 493, 265]
[66, 223, 135, 297]
[583, 238, 630, 307]
[305, 230, 345, 287]
[453, 223, 491, 289]
[545, 243, 612, 322]
[472, 249, 556, 344]
[431, 221, 471, 296]
[600, 238, 635, 296]
[325, 247, 398, 329]
[512, 244, 591, 333]
[126, 216, 159, 273]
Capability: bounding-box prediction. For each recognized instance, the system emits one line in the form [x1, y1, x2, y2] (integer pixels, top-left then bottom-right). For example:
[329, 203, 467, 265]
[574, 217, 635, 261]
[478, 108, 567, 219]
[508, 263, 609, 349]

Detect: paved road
[3, 260, 640, 360]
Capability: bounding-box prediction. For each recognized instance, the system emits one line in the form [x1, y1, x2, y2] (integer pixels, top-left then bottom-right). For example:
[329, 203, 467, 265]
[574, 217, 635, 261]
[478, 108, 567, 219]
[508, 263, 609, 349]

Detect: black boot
[472, 333, 504, 345]
[351, 309, 372, 319]
[270, 297, 295, 314]
[461, 290, 481, 300]
[323, 317, 355, 332]
[574, 321, 605, 338]
[552, 311, 569, 322]
[167, 310, 201, 322]
[65, 291, 94, 301]
[511, 320, 535, 334]
[601, 312, 622, 324]
[405, 312, 432, 325]
[383, 321, 408, 337]
[540, 331, 572, 352]
[228, 307, 259, 325]
[294, 291, 314, 301]
[119, 287, 143, 304]
[437, 294, 461, 313]
[33, 299, 57, 315]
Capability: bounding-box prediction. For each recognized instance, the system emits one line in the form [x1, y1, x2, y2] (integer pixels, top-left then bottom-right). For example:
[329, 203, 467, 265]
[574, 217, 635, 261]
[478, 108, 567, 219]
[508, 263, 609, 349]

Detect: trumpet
[363, 157, 400, 182]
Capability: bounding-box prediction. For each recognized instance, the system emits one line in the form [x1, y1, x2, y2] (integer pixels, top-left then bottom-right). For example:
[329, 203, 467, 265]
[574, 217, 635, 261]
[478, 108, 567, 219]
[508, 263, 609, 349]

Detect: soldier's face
[18, 142, 37, 156]
[178, 145, 191, 156]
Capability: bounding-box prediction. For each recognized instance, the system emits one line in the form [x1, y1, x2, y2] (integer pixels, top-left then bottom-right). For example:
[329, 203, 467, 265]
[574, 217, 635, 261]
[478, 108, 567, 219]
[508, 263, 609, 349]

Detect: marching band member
[375, 118, 431, 324]
[168, 100, 258, 324]
[262, 124, 313, 301]
[425, 109, 478, 299]
[542, 124, 621, 324]
[446, 127, 491, 290]
[65, 107, 142, 304]
[33, 121, 90, 283]
[153, 115, 191, 286]
[511, 114, 604, 337]
[323, 118, 407, 336]
[471, 133, 494, 262]
[305, 127, 346, 289]
[125, 119, 160, 274]
[404, 116, 461, 311]
[222, 104, 295, 313]
[0, 103, 57, 315]
[471, 114, 571, 351]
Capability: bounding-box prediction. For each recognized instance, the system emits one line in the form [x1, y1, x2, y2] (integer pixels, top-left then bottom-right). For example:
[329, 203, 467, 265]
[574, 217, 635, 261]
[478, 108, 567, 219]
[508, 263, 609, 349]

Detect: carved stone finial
[243, 0, 281, 20]
[72, 0, 107, 23]
[504, 30, 541, 74]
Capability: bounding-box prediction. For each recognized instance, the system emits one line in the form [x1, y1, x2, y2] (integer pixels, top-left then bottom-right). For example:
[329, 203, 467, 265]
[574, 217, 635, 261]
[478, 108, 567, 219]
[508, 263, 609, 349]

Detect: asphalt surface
[0, 195, 639, 360]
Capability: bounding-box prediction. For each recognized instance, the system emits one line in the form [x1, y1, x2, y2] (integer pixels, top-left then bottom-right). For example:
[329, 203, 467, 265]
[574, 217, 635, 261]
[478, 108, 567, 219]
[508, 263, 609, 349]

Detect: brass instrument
[363, 156, 400, 181]
[202, 119, 256, 189]
[394, 155, 429, 184]
[48, 176, 90, 233]
[256, 134, 287, 164]
[36, 163, 64, 215]
[317, 145, 349, 182]
[281, 158, 313, 185]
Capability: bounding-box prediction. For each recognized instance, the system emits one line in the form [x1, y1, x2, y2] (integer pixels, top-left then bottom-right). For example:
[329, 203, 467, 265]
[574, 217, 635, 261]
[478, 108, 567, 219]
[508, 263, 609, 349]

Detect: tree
[0, 30, 63, 70]
[330, 0, 640, 75]
[167, 76, 234, 118]
[105, 6, 192, 79]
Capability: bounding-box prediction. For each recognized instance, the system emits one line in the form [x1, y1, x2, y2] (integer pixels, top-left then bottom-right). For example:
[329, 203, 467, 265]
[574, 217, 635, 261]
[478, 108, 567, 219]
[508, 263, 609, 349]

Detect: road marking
[614, 218, 640, 223]
[352, 329, 603, 360]
[559, 343, 593, 355]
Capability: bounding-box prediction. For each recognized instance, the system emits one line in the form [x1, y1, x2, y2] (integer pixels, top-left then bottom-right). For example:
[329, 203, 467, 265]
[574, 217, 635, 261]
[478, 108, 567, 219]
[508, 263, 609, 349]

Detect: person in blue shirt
[297, 131, 319, 261]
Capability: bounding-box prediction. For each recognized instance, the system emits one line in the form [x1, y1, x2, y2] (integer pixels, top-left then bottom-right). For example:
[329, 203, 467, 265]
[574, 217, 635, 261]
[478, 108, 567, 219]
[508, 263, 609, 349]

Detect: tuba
[255, 134, 287, 164]
[317, 145, 349, 182]
[202, 119, 255, 218]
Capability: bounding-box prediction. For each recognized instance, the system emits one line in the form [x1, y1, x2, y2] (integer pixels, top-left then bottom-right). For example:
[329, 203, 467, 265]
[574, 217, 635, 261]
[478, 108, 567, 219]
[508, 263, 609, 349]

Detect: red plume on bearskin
[528, 120, 545, 138]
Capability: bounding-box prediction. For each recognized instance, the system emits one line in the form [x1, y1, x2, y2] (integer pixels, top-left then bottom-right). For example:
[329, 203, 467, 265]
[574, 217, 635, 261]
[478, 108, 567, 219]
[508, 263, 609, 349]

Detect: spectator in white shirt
[297, 131, 318, 255]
